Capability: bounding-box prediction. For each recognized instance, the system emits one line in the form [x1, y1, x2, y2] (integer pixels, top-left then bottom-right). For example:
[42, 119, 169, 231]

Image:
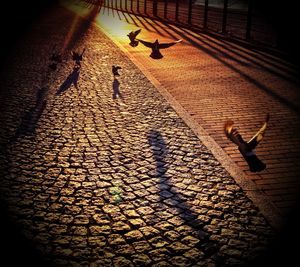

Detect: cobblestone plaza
[0, 1, 299, 266]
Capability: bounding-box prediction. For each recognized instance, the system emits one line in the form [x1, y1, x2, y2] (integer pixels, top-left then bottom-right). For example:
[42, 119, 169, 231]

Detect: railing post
[222, 0, 228, 33]
[153, 0, 158, 16]
[164, 0, 168, 19]
[137, 0, 140, 13]
[175, 0, 179, 22]
[144, 0, 147, 14]
[203, 0, 208, 29]
[246, 0, 253, 40]
[188, 0, 193, 24]
[131, 0, 133, 11]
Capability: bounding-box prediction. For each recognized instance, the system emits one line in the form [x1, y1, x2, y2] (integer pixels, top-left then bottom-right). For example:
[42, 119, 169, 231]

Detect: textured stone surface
[0, 2, 277, 266]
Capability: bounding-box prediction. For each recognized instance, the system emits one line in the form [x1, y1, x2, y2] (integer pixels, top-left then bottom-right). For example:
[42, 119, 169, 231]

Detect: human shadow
[10, 87, 47, 142]
[56, 67, 80, 95]
[147, 129, 221, 260]
[112, 77, 123, 99]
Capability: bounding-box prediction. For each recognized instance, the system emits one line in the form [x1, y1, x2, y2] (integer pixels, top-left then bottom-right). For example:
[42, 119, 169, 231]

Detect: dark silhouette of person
[112, 77, 122, 99]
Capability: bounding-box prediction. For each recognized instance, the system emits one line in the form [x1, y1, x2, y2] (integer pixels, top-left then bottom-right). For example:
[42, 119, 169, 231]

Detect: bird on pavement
[127, 29, 142, 47]
[224, 113, 270, 172]
[137, 38, 182, 59]
[112, 65, 122, 76]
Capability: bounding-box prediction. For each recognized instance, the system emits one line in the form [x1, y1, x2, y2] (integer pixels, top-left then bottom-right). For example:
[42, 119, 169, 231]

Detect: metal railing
[84, 0, 279, 48]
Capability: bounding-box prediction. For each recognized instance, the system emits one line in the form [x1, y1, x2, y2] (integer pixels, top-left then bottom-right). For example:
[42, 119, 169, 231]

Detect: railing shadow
[129, 12, 153, 32]
[129, 11, 298, 82]
[142, 16, 296, 78]
[88, 0, 297, 75]
[179, 26, 300, 83]
[168, 22, 300, 113]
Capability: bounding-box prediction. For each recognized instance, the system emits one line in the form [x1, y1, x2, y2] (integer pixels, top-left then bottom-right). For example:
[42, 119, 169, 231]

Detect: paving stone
[151, 261, 170, 267]
[113, 256, 134, 267]
[124, 230, 144, 242]
[148, 248, 172, 262]
[89, 225, 111, 235]
[115, 244, 136, 256]
[112, 221, 131, 233]
[139, 226, 160, 238]
[219, 245, 243, 257]
[107, 234, 127, 246]
[184, 248, 205, 260]
[149, 236, 170, 249]
[169, 256, 193, 266]
[131, 253, 152, 266]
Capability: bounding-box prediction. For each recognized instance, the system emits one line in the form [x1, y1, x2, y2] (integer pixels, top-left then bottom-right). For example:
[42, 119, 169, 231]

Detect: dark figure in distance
[127, 29, 141, 47]
[224, 113, 269, 172]
[112, 65, 122, 76]
[112, 77, 122, 99]
[138, 38, 182, 59]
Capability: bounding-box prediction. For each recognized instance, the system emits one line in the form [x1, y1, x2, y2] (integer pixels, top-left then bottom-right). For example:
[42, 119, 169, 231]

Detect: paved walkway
[0, 2, 286, 267]
[65, 1, 300, 218]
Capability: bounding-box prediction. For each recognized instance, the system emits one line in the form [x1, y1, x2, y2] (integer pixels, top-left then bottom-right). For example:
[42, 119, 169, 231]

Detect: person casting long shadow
[147, 129, 221, 261]
[112, 77, 122, 99]
[56, 66, 80, 95]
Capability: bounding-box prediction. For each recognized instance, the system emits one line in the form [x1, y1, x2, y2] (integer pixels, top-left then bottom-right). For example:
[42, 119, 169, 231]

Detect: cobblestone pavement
[0, 3, 281, 267]
[70, 1, 300, 216]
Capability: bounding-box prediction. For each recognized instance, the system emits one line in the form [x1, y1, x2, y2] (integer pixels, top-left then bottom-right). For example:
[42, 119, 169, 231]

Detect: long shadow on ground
[147, 129, 222, 263]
